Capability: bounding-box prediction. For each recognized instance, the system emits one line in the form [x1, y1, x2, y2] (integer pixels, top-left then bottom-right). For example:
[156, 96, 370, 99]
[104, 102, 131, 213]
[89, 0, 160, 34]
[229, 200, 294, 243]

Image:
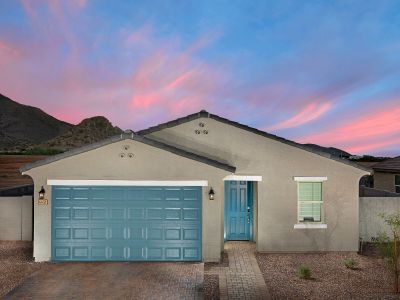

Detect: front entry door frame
[224, 180, 253, 241]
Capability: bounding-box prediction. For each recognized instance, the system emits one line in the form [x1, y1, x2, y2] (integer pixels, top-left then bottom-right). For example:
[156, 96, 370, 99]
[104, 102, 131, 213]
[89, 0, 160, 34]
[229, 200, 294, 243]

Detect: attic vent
[194, 122, 209, 135]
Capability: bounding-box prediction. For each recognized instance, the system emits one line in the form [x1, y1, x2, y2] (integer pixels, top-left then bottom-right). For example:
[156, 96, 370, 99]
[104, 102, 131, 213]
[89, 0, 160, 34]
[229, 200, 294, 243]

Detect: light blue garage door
[52, 186, 202, 261]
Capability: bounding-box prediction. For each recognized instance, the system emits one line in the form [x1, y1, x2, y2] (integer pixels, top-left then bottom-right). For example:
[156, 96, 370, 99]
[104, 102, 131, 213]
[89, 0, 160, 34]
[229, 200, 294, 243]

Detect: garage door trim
[51, 185, 202, 261]
[48, 179, 208, 186]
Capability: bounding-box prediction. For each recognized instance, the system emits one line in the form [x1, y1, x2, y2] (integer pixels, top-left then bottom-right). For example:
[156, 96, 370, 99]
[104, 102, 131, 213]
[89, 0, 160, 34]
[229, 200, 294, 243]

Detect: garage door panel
[54, 247, 70, 259]
[165, 188, 182, 201]
[91, 228, 107, 239]
[147, 247, 163, 259]
[183, 188, 199, 201]
[110, 188, 125, 200]
[53, 187, 71, 199]
[54, 228, 71, 239]
[144, 188, 163, 200]
[72, 207, 89, 220]
[110, 207, 126, 220]
[54, 207, 71, 220]
[109, 227, 126, 240]
[109, 246, 125, 260]
[72, 188, 90, 200]
[147, 208, 163, 219]
[91, 187, 109, 200]
[91, 207, 107, 220]
[147, 228, 163, 240]
[72, 228, 89, 239]
[183, 228, 199, 240]
[165, 228, 181, 240]
[165, 247, 181, 259]
[183, 208, 199, 220]
[129, 227, 145, 240]
[165, 208, 181, 220]
[91, 246, 107, 260]
[129, 247, 146, 260]
[183, 247, 199, 259]
[52, 186, 202, 261]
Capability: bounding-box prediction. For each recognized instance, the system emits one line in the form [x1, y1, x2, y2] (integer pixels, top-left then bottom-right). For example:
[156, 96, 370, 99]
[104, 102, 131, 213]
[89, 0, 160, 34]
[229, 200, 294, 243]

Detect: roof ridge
[137, 111, 371, 173]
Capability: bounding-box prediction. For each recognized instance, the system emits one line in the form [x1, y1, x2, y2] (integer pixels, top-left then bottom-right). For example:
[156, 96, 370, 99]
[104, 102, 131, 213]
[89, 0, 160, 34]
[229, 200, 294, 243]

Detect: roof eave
[20, 132, 235, 173]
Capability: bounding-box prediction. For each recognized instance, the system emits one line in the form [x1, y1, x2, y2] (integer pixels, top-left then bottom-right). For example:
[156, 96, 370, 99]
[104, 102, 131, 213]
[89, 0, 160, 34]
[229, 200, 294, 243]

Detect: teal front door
[52, 186, 202, 261]
[224, 181, 252, 240]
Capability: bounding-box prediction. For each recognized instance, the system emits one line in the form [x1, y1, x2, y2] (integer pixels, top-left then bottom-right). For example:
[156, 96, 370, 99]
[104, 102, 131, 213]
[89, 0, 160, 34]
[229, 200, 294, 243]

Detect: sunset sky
[0, 1, 399, 156]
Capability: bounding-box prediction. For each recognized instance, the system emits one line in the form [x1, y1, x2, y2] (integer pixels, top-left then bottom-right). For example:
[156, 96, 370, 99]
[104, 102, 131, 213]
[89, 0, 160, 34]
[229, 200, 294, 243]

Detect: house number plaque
[38, 199, 48, 205]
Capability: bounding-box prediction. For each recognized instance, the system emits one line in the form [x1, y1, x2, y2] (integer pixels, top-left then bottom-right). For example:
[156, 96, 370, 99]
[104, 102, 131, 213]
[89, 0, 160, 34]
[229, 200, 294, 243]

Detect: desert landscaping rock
[204, 274, 220, 300]
[0, 241, 42, 298]
[257, 252, 399, 300]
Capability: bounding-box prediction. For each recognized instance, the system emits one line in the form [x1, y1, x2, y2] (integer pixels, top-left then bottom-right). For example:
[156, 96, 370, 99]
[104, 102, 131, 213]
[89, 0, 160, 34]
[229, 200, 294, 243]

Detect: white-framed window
[396, 175, 400, 194]
[298, 182, 323, 223]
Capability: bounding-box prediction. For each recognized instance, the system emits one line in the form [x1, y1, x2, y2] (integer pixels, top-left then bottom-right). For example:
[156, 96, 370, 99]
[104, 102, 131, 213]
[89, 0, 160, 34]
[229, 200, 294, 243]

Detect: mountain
[0, 93, 72, 151]
[40, 116, 123, 151]
[302, 143, 352, 158]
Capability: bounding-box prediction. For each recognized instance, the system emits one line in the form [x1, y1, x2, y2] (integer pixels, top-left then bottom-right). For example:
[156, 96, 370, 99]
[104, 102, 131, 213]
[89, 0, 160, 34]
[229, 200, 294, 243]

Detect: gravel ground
[0, 241, 42, 298]
[204, 274, 219, 300]
[257, 252, 400, 300]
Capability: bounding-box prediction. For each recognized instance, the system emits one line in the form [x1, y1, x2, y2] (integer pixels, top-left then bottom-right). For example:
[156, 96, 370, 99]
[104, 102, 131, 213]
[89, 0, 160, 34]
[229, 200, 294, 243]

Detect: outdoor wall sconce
[209, 187, 215, 200]
[38, 186, 45, 199]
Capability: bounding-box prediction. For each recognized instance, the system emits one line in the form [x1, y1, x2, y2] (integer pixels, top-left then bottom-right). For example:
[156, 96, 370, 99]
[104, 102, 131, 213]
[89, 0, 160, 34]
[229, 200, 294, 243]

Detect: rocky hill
[0, 93, 123, 153]
[303, 143, 352, 158]
[0, 93, 72, 151]
[40, 116, 123, 151]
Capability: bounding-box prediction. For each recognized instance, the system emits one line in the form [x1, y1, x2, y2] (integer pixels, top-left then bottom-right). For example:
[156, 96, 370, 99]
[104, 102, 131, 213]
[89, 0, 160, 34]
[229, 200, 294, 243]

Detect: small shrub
[24, 147, 64, 155]
[298, 265, 312, 279]
[344, 258, 359, 269]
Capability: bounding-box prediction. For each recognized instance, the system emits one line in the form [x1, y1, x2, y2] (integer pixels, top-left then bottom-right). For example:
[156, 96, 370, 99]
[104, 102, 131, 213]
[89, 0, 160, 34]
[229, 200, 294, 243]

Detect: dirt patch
[257, 252, 399, 300]
[204, 274, 219, 300]
[360, 242, 385, 257]
[0, 241, 42, 298]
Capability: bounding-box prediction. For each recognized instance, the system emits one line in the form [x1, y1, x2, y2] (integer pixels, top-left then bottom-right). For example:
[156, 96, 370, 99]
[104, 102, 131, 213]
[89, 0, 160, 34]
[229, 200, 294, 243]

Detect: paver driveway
[3, 262, 203, 300]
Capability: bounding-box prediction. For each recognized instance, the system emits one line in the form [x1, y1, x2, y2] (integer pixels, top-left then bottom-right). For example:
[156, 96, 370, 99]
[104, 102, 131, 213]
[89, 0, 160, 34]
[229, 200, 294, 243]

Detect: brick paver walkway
[206, 241, 270, 300]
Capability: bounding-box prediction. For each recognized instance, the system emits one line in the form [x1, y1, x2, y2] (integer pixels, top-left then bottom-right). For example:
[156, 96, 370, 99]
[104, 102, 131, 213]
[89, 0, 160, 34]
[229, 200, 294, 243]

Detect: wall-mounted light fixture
[208, 187, 215, 200]
[38, 186, 46, 199]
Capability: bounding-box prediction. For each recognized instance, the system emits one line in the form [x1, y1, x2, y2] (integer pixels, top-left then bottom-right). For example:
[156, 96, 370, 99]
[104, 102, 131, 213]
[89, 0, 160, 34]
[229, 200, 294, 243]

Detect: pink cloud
[267, 102, 332, 131]
[300, 106, 400, 154]
[127, 33, 228, 119]
[346, 138, 400, 154]
[0, 40, 20, 64]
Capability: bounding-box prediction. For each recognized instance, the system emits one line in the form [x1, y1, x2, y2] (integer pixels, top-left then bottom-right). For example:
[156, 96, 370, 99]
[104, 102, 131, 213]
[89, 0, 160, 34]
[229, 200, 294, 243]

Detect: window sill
[294, 223, 327, 229]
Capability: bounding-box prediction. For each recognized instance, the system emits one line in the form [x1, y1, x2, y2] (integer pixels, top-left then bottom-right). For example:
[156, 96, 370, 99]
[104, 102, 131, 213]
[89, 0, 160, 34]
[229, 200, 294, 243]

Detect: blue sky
[0, 0, 399, 156]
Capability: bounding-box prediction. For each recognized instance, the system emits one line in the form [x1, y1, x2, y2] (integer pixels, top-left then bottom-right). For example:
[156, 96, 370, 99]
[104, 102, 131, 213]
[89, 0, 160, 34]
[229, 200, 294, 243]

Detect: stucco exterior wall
[374, 172, 397, 193]
[25, 139, 229, 262]
[360, 196, 400, 241]
[146, 117, 369, 252]
[0, 196, 32, 241]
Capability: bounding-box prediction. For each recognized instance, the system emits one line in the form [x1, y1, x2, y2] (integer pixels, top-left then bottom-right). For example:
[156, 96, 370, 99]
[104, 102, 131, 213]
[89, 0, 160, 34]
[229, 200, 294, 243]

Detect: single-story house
[371, 157, 400, 193]
[21, 110, 370, 262]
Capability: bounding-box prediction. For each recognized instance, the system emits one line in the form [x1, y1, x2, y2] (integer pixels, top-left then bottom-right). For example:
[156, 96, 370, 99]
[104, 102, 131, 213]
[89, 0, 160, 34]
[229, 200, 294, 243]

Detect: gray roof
[20, 131, 236, 173]
[138, 110, 371, 173]
[372, 156, 400, 173]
